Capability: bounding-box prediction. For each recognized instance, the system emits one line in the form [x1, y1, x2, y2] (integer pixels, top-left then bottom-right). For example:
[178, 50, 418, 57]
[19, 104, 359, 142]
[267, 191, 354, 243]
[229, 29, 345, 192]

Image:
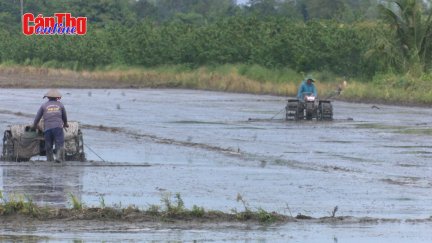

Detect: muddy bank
[1, 207, 430, 228]
[1, 206, 431, 243]
[335, 95, 432, 108]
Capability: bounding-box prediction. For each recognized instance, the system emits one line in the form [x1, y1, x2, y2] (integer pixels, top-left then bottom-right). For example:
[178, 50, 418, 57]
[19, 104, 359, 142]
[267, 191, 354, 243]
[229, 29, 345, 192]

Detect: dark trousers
[44, 127, 64, 153]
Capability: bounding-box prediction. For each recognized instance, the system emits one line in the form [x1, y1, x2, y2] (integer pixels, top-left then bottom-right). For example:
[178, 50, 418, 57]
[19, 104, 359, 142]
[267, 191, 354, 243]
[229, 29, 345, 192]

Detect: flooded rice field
[0, 89, 431, 242]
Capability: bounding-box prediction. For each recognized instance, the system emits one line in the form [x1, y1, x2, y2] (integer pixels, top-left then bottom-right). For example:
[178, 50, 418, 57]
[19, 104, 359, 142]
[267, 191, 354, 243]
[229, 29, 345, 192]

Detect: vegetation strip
[1, 191, 430, 225]
[3, 65, 432, 105]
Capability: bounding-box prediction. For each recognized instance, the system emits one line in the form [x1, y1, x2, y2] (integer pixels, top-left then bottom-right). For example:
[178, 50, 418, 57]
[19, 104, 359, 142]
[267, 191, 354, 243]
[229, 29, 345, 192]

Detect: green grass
[0, 191, 40, 217]
[2, 191, 423, 224]
[2, 62, 432, 105]
[341, 72, 432, 104]
[162, 192, 186, 217]
[0, 191, 289, 224]
[191, 205, 205, 217]
[69, 193, 84, 210]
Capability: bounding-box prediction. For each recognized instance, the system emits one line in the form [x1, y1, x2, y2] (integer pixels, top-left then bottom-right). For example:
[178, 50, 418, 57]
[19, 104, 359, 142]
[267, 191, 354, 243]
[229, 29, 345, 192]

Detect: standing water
[0, 89, 430, 242]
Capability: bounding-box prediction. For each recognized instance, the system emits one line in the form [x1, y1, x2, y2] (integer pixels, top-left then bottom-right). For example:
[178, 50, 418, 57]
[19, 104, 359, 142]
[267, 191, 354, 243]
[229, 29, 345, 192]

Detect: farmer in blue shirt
[297, 78, 317, 100]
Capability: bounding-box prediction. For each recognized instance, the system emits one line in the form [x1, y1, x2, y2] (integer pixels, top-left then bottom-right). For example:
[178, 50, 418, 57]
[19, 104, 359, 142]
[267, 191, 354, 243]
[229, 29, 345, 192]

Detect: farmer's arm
[33, 106, 44, 128]
[61, 104, 68, 127]
[297, 83, 304, 99]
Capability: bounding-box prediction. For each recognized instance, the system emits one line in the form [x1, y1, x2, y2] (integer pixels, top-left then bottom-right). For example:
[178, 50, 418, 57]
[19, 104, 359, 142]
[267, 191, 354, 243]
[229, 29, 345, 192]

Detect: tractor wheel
[286, 100, 300, 121]
[1, 131, 30, 162]
[297, 102, 305, 120]
[2, 131, 15, 161]
[65, 130, 86, 162]
[319, 101, 333, 120]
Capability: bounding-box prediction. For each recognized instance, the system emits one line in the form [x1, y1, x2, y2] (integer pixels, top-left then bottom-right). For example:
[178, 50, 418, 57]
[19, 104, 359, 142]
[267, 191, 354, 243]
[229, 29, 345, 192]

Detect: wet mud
[0, 89, 431, 242]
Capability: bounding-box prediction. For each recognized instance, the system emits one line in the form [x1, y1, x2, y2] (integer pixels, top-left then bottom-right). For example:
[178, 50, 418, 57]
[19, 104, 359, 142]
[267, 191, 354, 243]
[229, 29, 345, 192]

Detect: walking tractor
[1, 121, 85, 162]
[285, 92, 333, 121]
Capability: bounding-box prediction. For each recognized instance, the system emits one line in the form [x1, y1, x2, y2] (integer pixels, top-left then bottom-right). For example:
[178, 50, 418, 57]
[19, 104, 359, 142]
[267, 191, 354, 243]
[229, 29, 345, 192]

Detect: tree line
[0, 0, 431, 78]
[0, 0, 382, 29]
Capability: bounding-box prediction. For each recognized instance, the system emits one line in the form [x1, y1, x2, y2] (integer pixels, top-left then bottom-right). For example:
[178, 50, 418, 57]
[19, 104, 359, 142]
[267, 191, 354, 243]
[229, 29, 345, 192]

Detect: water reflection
[0, 235, 50, 243]
[1, 164, 83, 207]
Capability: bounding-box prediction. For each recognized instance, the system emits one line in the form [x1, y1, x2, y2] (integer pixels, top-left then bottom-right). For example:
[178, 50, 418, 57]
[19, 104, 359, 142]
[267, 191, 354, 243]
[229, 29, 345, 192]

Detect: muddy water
[0, 89, 431, 242]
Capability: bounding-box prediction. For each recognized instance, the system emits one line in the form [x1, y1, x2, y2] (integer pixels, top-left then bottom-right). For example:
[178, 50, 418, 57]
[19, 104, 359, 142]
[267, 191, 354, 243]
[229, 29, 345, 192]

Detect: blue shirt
[297, 81, 317, 99]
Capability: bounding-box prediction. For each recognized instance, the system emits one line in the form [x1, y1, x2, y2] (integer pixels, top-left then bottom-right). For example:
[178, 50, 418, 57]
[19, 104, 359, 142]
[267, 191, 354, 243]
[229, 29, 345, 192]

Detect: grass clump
[146, 204, 161, 216]
[234, 193, 278, 223]
[257, 208, 278, 223]
[99, 195, 106, 209]
[0, 191, 40, 217]
[191, 205, 205, 217]
[162, 192, 186, 217]
[0, 191, 290, 224]
[231, 206, 279, 223]
[69, 193, 84, 211]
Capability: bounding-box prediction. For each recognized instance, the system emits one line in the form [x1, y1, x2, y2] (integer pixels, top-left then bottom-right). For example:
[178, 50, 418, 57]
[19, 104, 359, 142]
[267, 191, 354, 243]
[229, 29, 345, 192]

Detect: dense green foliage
[0, 0, 379, 28]
[0, 0, 431, 81]
[0, 17, 377, 77]
[376, 0, 432, 73]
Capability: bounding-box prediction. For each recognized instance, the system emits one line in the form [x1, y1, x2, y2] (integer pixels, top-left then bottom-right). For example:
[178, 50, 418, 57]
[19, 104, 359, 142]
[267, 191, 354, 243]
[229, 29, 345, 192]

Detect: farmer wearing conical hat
[33, 89, 69, 162]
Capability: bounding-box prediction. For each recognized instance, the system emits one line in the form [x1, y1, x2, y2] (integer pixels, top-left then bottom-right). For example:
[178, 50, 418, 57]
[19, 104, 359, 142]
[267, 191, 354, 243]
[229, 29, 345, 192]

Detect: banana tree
[378, 0, 432, 72]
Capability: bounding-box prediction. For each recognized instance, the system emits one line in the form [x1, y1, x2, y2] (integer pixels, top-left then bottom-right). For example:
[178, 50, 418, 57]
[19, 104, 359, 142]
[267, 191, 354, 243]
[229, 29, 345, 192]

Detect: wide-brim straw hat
[43, 89, 62, 98]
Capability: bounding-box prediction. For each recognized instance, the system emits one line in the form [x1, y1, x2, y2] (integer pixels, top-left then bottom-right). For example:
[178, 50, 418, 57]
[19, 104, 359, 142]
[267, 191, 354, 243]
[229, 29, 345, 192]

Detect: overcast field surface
[0, 89, 430, 242]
